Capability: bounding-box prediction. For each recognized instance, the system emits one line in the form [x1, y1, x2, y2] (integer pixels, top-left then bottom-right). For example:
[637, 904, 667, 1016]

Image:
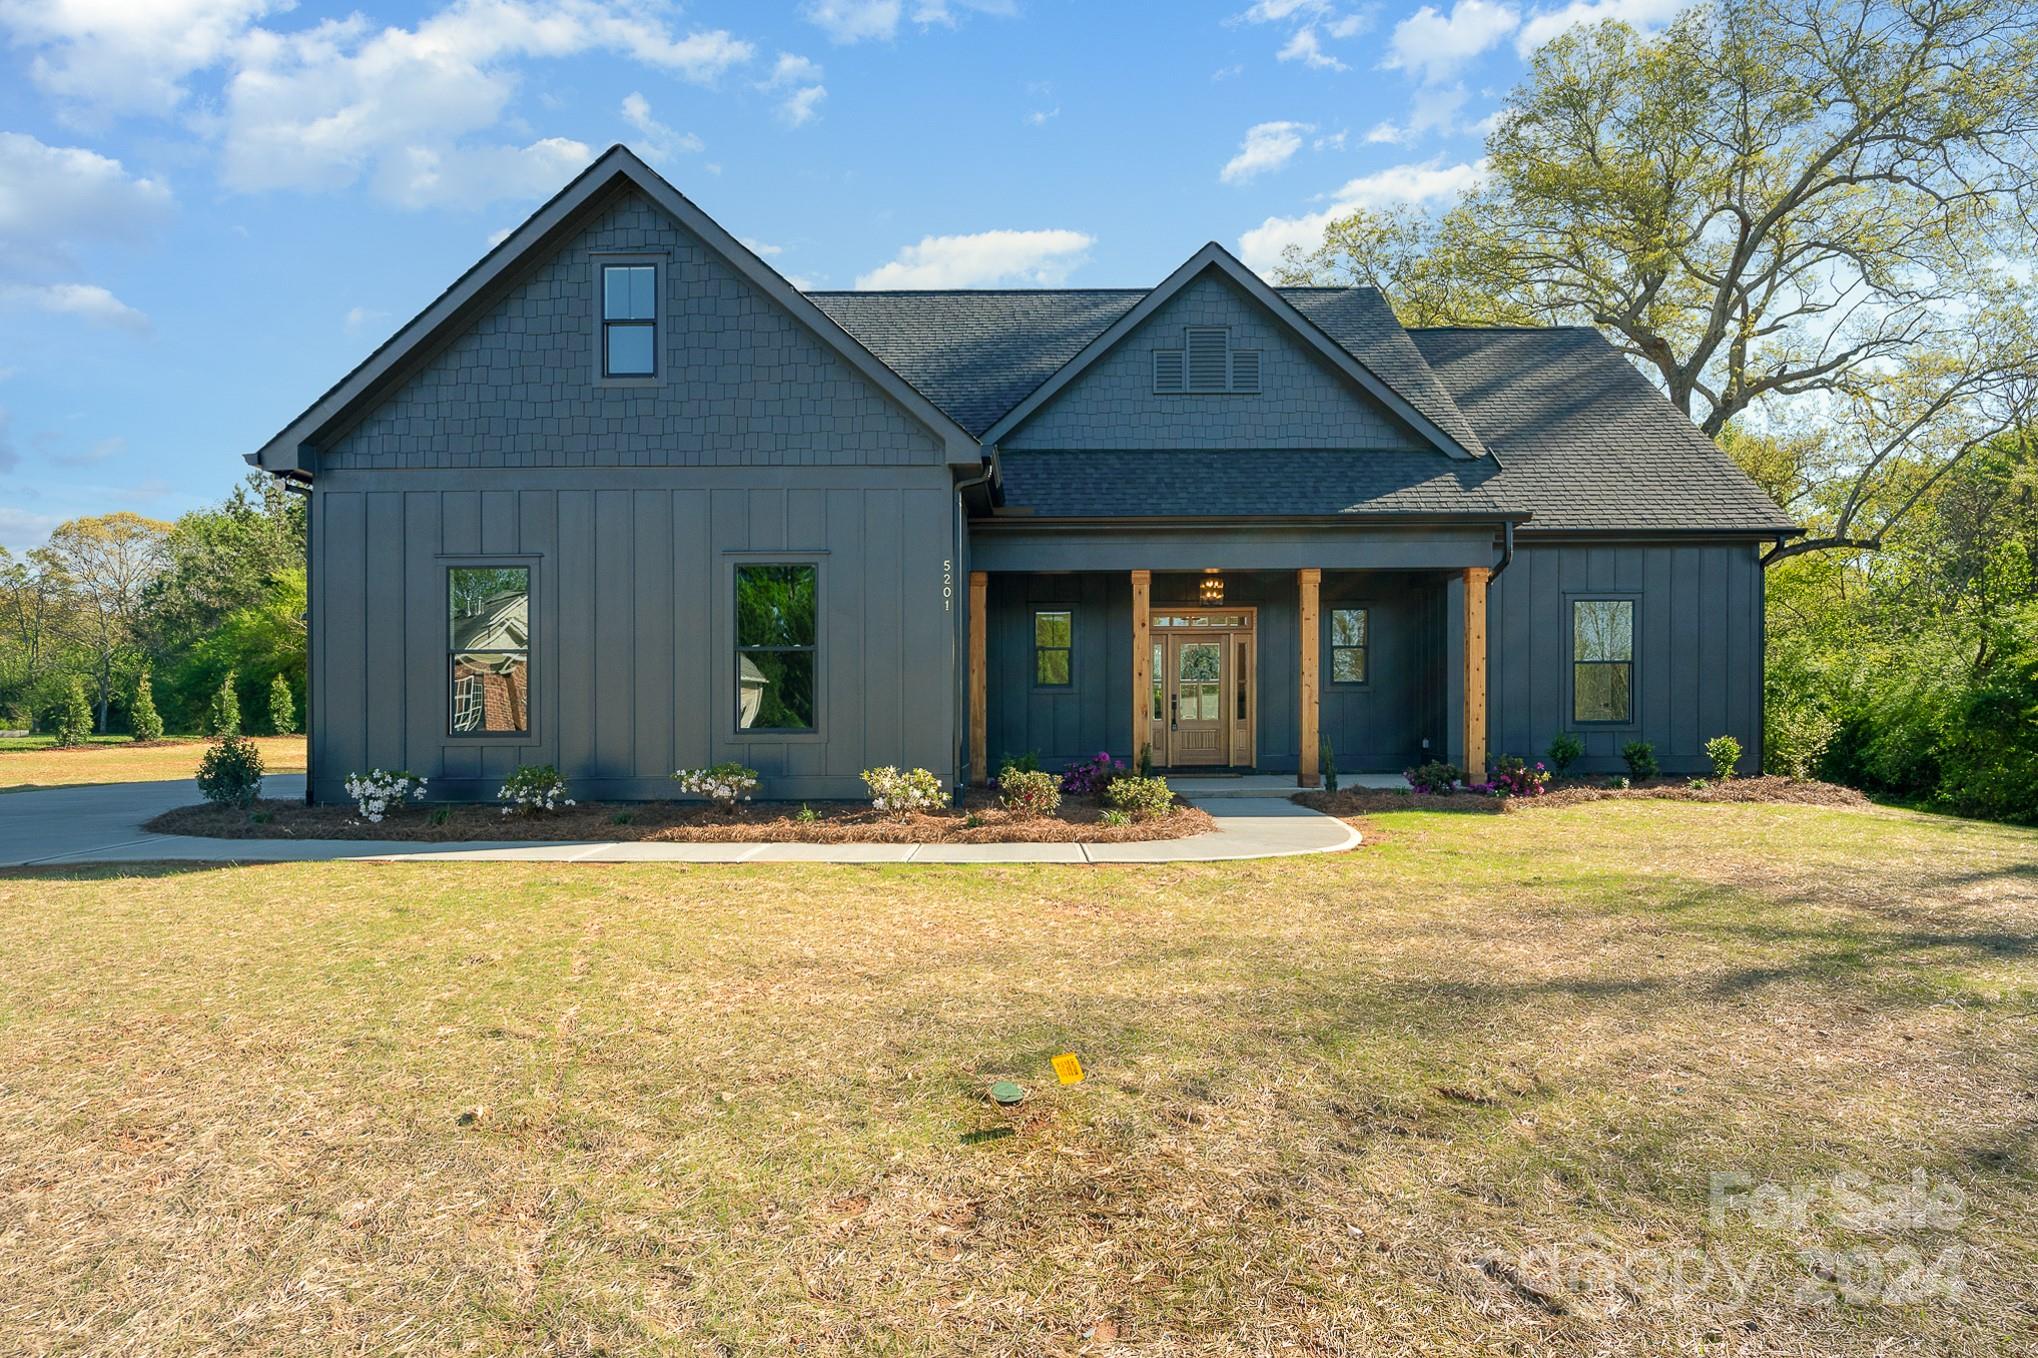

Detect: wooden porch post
[1130, 570, 1152, 769]
[1298, 567, 1321, 787]
[1462, 565, 1490, 785]
[968, 571, 988, 785]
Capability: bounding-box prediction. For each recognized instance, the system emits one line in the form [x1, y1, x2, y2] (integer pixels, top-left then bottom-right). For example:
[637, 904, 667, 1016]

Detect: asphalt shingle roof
[995, 449, 1520, 519]
[1410, 326, 1797, 534]
[809, 286, 1794, 534]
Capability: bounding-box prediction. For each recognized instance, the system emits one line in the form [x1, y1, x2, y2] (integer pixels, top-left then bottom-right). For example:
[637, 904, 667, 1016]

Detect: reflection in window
[1178, 641, 1221, 720]
[449, 566, 530, 734]
[1151, 641, 1163, 719]
[737, 564, 817, 730]
[1034, 610, 1072, 686]
[1573, 599, 1634, 722]
[1330, 608, 1368, 684]
[602, 263, 656, 377]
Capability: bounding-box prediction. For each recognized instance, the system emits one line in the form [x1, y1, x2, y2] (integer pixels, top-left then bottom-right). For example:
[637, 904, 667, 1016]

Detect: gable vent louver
[1230, 347, 1261, 394]
[1153, 349, 1186, 394]
[1186, 327, 1229, 392]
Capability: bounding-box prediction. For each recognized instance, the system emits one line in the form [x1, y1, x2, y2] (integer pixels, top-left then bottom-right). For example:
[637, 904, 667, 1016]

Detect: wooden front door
[1167, 635, 1228, 766]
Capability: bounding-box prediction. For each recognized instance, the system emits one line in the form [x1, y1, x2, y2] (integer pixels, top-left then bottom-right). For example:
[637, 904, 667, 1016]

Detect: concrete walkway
[0, 777, 1360, 867]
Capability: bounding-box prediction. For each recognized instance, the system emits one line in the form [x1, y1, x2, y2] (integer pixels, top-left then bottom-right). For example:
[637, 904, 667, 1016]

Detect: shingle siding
[997, 272, 1429, 452]
[324, 189, 943, 471]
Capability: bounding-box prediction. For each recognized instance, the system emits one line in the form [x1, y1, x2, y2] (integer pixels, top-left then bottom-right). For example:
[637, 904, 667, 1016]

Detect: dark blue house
[249, 146, 1796, 803]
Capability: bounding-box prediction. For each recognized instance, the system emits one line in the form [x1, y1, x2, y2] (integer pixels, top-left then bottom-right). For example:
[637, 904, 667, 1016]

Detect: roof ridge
[806, 287, 1151, 297]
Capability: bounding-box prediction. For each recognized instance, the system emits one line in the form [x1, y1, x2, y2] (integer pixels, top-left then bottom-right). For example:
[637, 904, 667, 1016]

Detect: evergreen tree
[53, 676, 93, 747]
[268, 672, 297, 735]
[131, 669, 164, 742]
[206, 669, 241, 737]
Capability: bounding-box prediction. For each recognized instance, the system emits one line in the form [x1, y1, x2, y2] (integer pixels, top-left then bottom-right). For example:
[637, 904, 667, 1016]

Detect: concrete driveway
[0, 778, 1359, 866]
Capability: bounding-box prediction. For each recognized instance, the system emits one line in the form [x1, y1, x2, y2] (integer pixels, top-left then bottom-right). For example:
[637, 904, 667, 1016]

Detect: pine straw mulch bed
[1298, 774, 1871, 819]
[146, 791, 1216, 845]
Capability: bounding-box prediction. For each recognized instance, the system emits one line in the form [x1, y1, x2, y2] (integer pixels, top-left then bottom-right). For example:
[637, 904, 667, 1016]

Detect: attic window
[601, 263, 657, 377]
[1153, 327, 1261, 395]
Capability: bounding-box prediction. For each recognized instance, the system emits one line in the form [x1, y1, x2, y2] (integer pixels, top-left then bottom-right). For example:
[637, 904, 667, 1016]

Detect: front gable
[324, 187, 943, 471]
[1001, 268, 1431, 453]
[251, 146, 977, 477]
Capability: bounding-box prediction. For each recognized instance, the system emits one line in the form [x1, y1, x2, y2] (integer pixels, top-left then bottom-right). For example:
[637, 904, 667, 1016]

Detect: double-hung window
[1573, 599, 1634, 723]
[601, 263, 657, 377]
[736, 564, 817, 731]
[1329, 608, 1368, 684]
[449, 566, 530, 735]
[1034, 610, 1072, 686]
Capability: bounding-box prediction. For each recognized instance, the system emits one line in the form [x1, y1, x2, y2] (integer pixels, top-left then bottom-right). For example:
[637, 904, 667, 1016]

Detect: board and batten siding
[308, 469, 957, 803]
[1486, 540, 1766, 775]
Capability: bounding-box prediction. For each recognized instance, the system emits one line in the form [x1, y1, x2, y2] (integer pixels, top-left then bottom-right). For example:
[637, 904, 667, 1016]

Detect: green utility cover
[989, 1081, 1026, 1105]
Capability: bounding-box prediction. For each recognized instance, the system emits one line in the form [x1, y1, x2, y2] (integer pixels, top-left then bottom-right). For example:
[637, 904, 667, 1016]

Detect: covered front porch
[964, 522, 1499, 786]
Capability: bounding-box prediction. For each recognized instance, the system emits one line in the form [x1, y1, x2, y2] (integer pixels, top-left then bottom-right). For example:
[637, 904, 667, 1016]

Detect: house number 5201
[942, 559, 954, 612]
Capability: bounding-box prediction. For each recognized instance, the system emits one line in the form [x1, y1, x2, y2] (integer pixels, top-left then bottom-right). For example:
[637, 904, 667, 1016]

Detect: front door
[1168, 635, 1227, 766]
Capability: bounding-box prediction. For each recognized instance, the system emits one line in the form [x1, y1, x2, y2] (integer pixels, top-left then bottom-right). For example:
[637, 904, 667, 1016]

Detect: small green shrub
[429, 806, 453, 826]
[1621, 740, 1659, 780]
[611, 811, 635, 826]
[1100, 808, 1132, 829]
[999, 768, 1062, 817]
[268, 673, 297, 735]
[196, 734, 264, 808]
[796, 803, 820, 824]
[205, 670, 241, 737]
[1688, 777, 1711, 790]
[1546, 732, 1584, 774]
[1704, 734, 1742, 781]
[862, 766, 945, 819]
[1403, 760, 1461, 795]
[1487, 754, 1550, 798]
[963, 811, 985, 829]
[499, 764, 572, 814]
[130, 670, 164, 743]
[1320, 739, 1338, 793]
[1765, 697, 1839, 779]
[51, 676, 93, 747]
[1137, 743, 1153, 777]
[997, 751, 1041, 779]
[1104, 775, 1175, 818]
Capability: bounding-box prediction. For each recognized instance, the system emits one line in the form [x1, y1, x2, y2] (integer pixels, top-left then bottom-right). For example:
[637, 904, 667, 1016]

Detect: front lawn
[0, 733, 306, 791]
[2, 800, 2033, 1354]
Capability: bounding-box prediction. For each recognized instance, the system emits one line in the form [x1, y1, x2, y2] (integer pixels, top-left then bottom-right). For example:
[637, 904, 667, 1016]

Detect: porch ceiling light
[1199, 569, 1225, 603]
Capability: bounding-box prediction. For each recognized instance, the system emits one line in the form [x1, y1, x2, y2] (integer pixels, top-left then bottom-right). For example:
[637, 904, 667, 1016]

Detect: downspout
[951, 456, 996, 804]
[1489, 518, 1515, 579]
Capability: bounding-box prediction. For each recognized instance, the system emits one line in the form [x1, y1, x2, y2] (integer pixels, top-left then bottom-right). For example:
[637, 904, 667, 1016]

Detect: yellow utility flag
[1051, 1052, 1085, 1085]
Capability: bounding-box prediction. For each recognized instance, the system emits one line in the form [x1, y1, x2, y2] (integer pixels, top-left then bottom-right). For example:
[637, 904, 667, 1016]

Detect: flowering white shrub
[500, 764, 575, 815]
[344, 768, 427, 822]
[673, 762, 760, 808]
[861, 765, 944, 820]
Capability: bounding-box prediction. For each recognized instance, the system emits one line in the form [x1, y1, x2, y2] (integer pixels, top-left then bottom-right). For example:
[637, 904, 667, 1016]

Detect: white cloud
[1236, 158, 1487, 275]
[343, 305, 388, 333]
[1515, 0, 1687, 54]
[1025, 106, 1059, 126]
[760, 52, 827, 127]
[621, 91, 705, 164]
[1278, 27, 1347, 70]
[739, 237, 785, 258]
[803, 0, 1010, 42]
[0, 133, 173, 270]
[804, 0, 901, 42]
[1361, 83, 1471, 144]
[1222, 121, 1312, 185]
[0, 282, 151, 332]
[1386, 0, 1520, 83]
[0, 504, 62, 550]
[4, 0, 752, 208]
[856, 228, 1095, 289]
[0, 0, 277, 117]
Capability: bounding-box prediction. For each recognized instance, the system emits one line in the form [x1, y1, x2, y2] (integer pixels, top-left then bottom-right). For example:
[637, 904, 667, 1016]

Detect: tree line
[0, 475, 307, 740]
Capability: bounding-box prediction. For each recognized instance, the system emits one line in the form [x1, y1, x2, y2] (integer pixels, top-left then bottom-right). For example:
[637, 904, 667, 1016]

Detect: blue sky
[0, 0, 1674, 547]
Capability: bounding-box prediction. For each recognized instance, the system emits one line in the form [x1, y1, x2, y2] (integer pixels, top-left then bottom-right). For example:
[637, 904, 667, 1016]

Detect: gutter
[1490, 518, 1515, 580]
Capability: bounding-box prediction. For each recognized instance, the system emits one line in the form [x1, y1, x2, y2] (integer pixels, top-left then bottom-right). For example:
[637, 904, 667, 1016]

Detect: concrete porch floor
[1164, 773, 1406, 798]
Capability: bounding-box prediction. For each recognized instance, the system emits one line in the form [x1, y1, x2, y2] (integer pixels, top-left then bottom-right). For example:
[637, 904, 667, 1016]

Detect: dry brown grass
[0, 735, 306, 792]
[146, 792, 1215, 844]
[2, 798, 2035, 1355]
